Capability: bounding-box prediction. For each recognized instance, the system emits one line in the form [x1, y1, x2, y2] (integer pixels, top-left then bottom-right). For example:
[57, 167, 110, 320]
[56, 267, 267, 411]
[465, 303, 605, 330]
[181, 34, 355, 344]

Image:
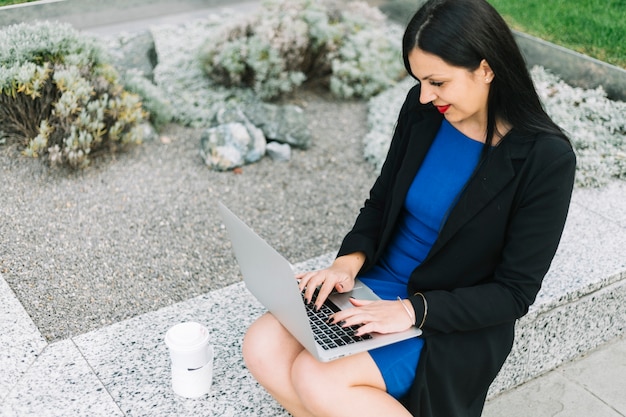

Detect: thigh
[293, 348, 387, 395]
[292, 349, 411, 416]
[242, 313, 305, 374]
[244, 314, 321, 416]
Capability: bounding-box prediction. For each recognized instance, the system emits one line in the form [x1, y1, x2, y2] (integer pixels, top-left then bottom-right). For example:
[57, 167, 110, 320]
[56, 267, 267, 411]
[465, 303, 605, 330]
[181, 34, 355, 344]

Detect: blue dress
[358, 119, 483, 399]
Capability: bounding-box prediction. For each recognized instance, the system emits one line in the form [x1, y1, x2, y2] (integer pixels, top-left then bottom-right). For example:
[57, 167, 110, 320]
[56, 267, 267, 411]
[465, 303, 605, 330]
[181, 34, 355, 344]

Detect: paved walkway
[483, 336, 626, 417]
[1, 265, 625, 416]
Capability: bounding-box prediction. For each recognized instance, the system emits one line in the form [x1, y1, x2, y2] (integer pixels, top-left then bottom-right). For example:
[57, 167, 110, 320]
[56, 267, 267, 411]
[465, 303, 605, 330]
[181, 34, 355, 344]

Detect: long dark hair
[402, 0, 569, 146]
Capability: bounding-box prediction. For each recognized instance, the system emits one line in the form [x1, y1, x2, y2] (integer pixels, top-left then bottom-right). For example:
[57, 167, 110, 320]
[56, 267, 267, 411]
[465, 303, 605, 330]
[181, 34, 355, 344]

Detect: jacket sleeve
[337, 85, 421, 270]
[409, 138, 576, 334]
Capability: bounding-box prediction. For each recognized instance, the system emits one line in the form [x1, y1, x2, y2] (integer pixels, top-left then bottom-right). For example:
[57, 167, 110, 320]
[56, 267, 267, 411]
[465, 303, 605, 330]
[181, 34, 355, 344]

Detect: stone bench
[490, 180, 626, 396]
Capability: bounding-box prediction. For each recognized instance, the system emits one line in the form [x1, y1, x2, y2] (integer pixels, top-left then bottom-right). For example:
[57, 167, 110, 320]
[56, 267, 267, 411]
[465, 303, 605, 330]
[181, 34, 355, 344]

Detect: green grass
[488, 0, 626, 68]
[0, 0, 36, 5]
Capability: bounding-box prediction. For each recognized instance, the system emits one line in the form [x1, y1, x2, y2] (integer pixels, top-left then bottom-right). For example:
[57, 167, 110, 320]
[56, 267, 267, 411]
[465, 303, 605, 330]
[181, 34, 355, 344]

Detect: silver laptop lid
[218, 202, 422, 362]
[218, 202, 320, 356]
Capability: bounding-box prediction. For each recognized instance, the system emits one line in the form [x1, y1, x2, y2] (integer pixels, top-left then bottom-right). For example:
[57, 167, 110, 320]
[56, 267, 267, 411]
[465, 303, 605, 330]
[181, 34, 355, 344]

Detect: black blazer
[338, 84, 576, 416]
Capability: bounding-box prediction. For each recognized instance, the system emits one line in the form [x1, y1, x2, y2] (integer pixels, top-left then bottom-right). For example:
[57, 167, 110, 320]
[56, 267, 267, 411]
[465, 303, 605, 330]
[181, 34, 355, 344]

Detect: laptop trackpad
[328, 279, 380, 310]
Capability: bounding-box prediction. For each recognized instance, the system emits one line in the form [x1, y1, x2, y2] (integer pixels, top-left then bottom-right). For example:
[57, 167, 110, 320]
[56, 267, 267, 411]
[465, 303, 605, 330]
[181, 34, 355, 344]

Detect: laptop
[218, 202, 422, 362]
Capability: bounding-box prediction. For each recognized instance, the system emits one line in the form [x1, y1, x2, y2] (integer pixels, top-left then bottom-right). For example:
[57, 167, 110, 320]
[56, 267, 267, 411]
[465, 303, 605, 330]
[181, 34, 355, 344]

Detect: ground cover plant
[0, 21, 147, 168]
[532, 67, 626, 187]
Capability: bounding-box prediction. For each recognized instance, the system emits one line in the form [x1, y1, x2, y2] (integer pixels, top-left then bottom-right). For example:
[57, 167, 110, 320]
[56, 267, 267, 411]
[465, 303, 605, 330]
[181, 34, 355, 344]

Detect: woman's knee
[291, 353, 336, 414]
[242, 314, 275, 370]
[242, 313, 301, 376]
[291, 351, 390, 415]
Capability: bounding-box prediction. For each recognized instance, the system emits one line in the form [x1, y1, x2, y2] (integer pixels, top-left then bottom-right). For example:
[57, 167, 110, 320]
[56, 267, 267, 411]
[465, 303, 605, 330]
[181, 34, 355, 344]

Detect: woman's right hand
[295, 252, 366, 310]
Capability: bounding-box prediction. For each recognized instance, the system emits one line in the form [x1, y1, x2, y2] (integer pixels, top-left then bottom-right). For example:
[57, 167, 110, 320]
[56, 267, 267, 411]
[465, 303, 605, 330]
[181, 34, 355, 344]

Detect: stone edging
[513, 31, 626, 101]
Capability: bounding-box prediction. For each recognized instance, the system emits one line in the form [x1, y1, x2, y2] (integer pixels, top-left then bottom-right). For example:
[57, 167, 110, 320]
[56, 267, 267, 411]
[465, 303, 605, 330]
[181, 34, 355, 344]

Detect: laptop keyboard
[304, 290, 372, 350]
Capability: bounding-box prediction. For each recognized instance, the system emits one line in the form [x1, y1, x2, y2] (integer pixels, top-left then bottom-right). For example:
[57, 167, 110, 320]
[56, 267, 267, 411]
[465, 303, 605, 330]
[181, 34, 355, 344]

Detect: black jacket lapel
[379, 116, 442, 254]
[426, 134, 528, 260]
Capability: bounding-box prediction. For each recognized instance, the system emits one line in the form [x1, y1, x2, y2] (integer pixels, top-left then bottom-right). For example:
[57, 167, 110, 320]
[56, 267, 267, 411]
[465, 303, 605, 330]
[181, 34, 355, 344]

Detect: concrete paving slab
[72, 282, 287, 417]
[561, 337, 626, 415]
[0, 0, 257, 29]
[0, 274, 47, 401]
[485, 336, 626, 417]
[483, 370, 623, 417]
[0, 339, 123, 417]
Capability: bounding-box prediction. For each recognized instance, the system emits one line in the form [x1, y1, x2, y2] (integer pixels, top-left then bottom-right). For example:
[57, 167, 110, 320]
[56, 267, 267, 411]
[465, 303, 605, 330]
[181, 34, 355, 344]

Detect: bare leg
[243, 313, 315, 417]
[243, 313, 412, 417]
[291, 350, 412, 417]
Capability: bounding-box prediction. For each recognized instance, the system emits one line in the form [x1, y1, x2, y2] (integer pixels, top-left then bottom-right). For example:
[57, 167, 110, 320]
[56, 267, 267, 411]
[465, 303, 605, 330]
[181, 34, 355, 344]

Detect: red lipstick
[435, 104, 450, 114]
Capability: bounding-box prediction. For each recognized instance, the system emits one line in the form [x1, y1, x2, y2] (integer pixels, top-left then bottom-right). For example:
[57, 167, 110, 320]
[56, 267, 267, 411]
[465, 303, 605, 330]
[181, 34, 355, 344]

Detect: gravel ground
[0, 90, 379, 342]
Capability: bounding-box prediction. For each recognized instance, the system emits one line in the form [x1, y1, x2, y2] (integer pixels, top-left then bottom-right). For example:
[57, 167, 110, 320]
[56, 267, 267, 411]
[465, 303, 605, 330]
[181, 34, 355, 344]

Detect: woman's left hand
[330, 298, 415, 337]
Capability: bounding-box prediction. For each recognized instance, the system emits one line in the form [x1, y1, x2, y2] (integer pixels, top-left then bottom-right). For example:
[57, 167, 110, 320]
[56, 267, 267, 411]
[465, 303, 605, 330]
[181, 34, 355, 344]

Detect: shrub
[0, 21, 147, 168]
[150, 15, 249, 128]
[121, 69, 174, 130]
[329, 2, 406, 99]
[199, 0, 404, 101]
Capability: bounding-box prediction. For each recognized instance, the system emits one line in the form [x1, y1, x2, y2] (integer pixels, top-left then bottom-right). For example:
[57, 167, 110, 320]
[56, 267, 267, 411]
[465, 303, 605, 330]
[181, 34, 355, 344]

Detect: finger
[348, 298, 372, 307]
[297, 272, 310, 293]
[304, 283, 317, 305]
[353, 322, 376, 337]
[294, 272, 312, 300]
[327, 299, 360, 322]
[298, 271, 319, 294]
[334, 277, 354, 293]
[314, 279, 336, 310]
[303, 273, 325, 304]
[335, 310, 377, 335]
[330, 307, 363, 326]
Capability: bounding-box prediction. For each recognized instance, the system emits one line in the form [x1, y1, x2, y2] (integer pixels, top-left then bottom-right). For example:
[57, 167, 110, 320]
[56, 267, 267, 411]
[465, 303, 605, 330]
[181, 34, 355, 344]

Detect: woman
[242, 0, 576, 416]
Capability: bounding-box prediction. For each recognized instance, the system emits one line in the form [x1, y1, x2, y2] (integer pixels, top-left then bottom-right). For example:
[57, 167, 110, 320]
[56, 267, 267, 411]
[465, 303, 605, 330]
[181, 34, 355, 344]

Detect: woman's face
[408, 47, 494, 139]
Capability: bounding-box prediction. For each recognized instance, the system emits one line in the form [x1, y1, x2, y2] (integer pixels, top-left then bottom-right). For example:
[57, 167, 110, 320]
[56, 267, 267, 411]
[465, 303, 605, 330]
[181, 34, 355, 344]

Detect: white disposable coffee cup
[170, 359, 213, 398]
[165, 322, 213, 398]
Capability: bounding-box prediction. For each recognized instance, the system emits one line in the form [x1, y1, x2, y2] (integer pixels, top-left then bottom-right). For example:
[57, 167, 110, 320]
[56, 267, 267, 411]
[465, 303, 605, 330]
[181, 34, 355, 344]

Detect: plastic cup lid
[165, 322, 209, 351]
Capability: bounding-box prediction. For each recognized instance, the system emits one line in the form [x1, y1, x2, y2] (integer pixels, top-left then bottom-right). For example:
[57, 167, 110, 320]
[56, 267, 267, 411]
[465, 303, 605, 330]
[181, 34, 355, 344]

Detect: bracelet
[397, 296, 415, 326]
[413, 292, 428, 329]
